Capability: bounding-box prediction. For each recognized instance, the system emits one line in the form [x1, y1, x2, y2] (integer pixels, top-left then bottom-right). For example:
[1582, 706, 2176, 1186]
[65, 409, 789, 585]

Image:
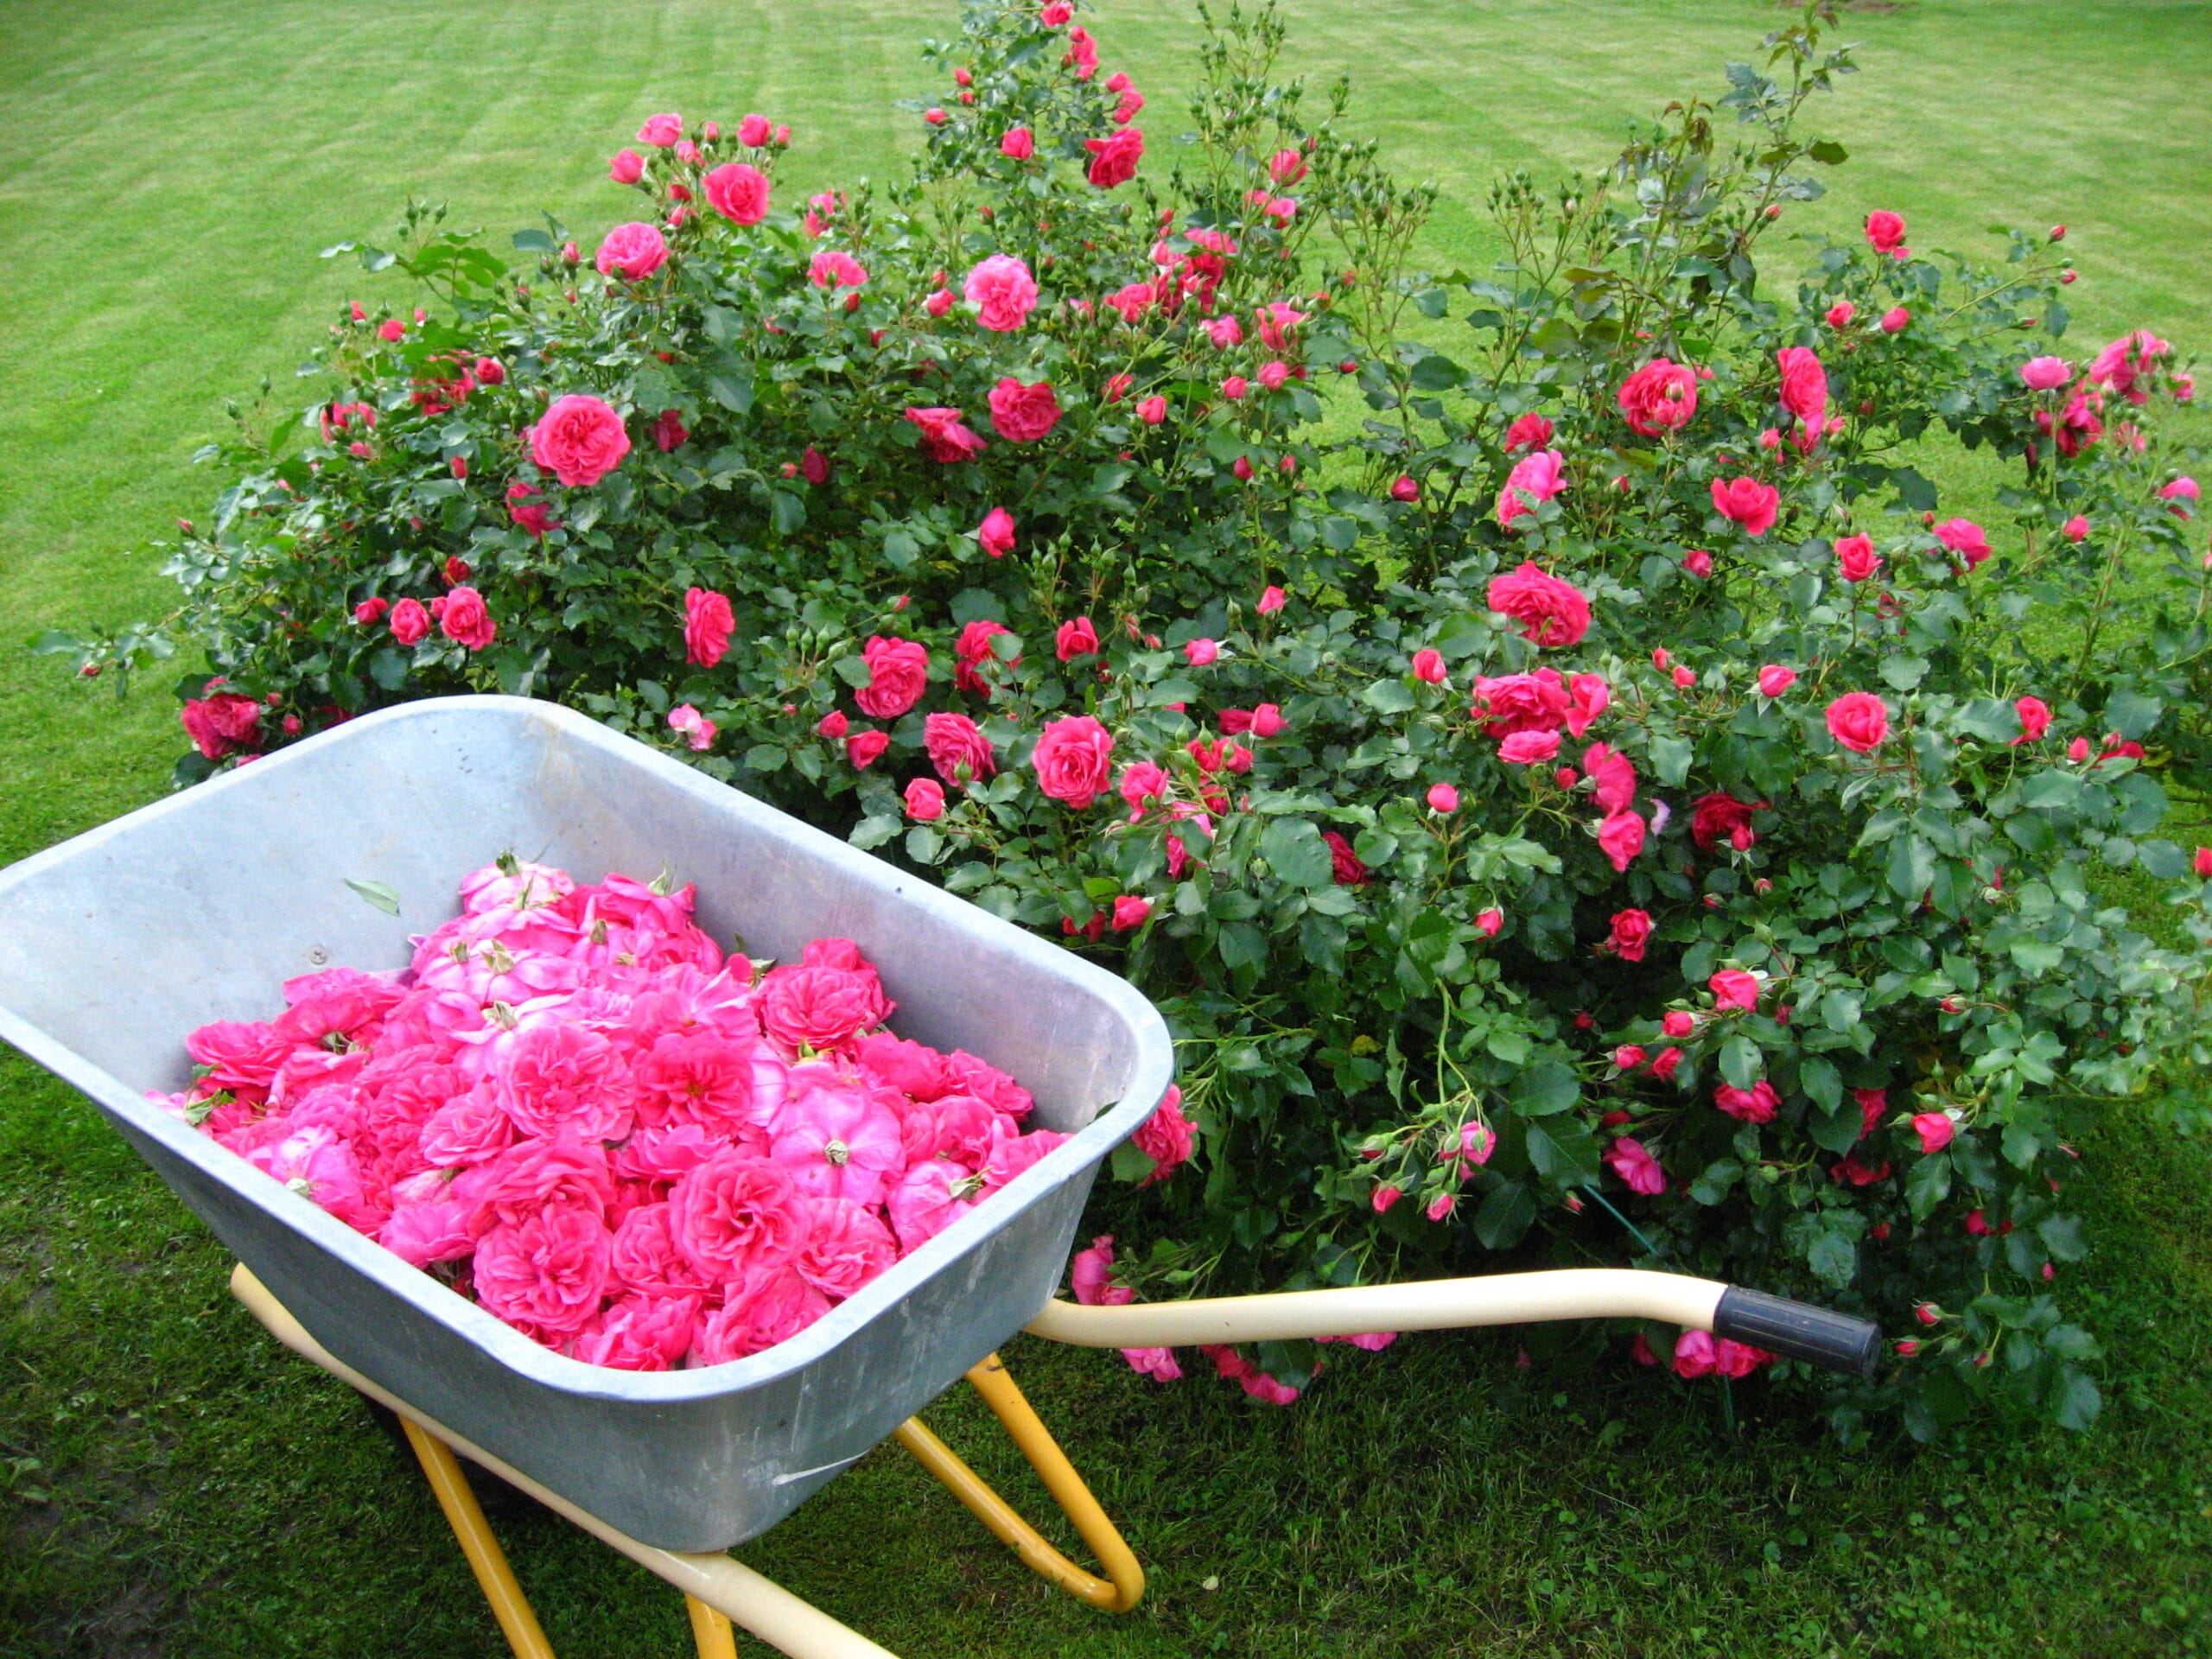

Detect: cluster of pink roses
[161, 860, 1092, 1371]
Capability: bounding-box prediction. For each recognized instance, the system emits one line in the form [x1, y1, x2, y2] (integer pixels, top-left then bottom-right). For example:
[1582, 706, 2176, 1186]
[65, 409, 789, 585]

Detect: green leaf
[1904, 1151, 1951, 1222]
[2037, 1214, 2088, 1262]
[1363, 678, 1417, 715]
[1259, 817, 1335, 889]
[1879, 655, 1929, 691]
[2102, 689, 2163, 741]
[1647, 734, 1694, 787]
[1109, 1141, 1157, 1185]
[367, 648, 411, 691]
[1806, 1226, 1858, 1289]
[2007, 938, 2063, 975]
[1718, 1034, 1763, 1090]
[1510, 1060, 1580, 1116]
[1217, 921, 1268, 972]
[2049, 1365, 2101, 1432]
[849, 816, 899, 851]
[707, 369, 755, 415]
[905, 826, 943, 865]
[1472, 1180, 1539, 1249]
[344, 877, 400, 917]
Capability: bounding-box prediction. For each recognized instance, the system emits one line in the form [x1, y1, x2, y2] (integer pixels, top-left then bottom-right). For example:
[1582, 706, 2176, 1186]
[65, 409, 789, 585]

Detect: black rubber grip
[1713, 1287, 1884, 1377]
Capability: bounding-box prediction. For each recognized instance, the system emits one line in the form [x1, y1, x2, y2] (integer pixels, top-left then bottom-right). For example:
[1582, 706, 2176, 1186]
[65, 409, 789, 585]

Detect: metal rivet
[306, 945, 329, 966]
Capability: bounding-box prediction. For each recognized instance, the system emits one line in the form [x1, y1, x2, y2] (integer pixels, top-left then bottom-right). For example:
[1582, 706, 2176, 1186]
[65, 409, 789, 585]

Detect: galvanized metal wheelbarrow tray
[0, 696, 1883, 1659]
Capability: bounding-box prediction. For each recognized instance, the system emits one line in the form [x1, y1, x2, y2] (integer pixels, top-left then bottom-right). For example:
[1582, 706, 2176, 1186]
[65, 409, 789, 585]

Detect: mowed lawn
[3, 2, 2210, 1656]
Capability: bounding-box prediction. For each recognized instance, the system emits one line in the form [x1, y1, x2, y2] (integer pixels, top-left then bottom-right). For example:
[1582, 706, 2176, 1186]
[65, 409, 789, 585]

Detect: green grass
[3, 0, 2210, 1653]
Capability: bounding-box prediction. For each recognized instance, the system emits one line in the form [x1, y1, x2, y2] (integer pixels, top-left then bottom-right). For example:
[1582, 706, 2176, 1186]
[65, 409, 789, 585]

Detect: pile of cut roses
[160, 857, 1191, 1370]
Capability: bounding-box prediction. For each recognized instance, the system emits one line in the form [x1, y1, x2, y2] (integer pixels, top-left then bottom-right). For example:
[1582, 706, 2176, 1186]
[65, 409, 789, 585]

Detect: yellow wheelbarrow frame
[232, 1259, 1872, 1658]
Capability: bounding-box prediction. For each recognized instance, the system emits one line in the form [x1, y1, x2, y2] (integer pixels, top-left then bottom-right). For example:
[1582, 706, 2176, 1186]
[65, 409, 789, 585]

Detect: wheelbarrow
[0, 696, 1883, 1657]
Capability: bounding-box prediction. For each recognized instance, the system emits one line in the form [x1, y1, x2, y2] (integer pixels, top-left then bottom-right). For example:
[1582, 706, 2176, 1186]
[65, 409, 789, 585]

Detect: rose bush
[47, 0, 2212, 1437]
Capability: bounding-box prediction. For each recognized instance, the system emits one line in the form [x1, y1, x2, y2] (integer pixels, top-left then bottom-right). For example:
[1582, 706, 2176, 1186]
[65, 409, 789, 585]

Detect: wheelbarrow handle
[1026, 1268, 1883, 1378]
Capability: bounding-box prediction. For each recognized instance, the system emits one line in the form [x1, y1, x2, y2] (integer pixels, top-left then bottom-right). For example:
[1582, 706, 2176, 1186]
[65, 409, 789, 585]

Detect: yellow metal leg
[398, 1416, 559, 1659]
[686, 1593, 741, 1659]
[893, 1352, 1144, 1613]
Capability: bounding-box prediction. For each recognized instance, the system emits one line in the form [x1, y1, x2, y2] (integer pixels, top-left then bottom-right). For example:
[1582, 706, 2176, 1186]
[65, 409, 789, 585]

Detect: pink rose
[2013, 696, 2051, 744]
[906, 778, 945, 821]
[1132, 1084, 1193, 1182]
[1775, 346, 1828, 426]
[1596, 809, 1645, 872]
[667, 702, 716, 752]
[1485, 561, 1589, 647]
[954, 619, 1017, 696]
[1112, 894, 1153, 931]
[1083, 126, 1144, 188]
[667, 1149, 808, 1286]
[529, 394, 632, 487]
[378, 1201, 475, 1268]
[1682, 548, 1713, 579]
[2019, 355, 2072, 391]
[473, 1204, 612, 1337]
[609, 149, 646, 184]
[1825, 691, 1891, 753]
[1691, 793, 1761, 853]
[1426, 783, 1459, 814]
[1184, 637, 1219, 666]
[1616, 358, 1699, 436]
[390, 599, 431, 647]
[1495, 448, 1566, 527]
[609, 1203, 713, 1299]
[495, 1021, 633, 1142]
[695, 1268, 829, 1363]
[438, 585, 496, 652]
[855, 635, 929, 719]
[977, 506, 1017, 557]
[703, 162, 770, 225]
[794, 1196, 899, 1300]
[684, 587, 734, 667]
[572, 1294, 699, 1371]
[1713, 1081, 1780, 1123]
[887, 1158, 983, 1251]
[987, 377, 1061, 442]
[1606, 909, 1652, 962]
[1056, 616, 1099, 661]
[738, 113, 772, 146]
[1864, 210, 1906, 253]
[1879, 306, 1910, 334]
[595, 221, 669, 282]
[1935, 518, 1993, 568]
[1757, 664, 1796, 698]
[963, 254, 1039, 332]
[1474, 908, 1504, 937]
[1001, 126, 1035, 159]
[1411, 648, 1447, 685]
[1835, 533, 1881, 582]
[1704, 973, 1763, 1017]
[1503, 411, 1553, 453]
[1137, 394, 1168, 425]
[905, 406, 988, 463]
[1911, 1112, 1955, 1154]
[632, 1027, 760, 1134]
[637, 113, 683, 148]
[769, 1076, 904, 1205]
[1033, 715, 1116, 808]
[1711, 475, 1780, 537]
[808, 250, 868, 289]
[1605, 1136, 1666, 1196]
[924, 711, 995, 785]
[1498, 729, 1560, 765]
[1824, 302, 1854, 328]
[179, 691, 264, 760]
[757, 959, 893, 1052]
